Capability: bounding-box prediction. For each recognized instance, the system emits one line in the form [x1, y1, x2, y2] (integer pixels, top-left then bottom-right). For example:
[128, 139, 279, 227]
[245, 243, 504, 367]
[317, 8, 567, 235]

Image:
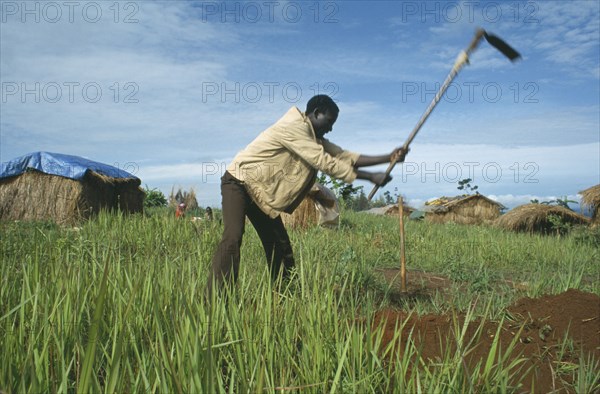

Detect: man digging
[207, 95, 408, 297]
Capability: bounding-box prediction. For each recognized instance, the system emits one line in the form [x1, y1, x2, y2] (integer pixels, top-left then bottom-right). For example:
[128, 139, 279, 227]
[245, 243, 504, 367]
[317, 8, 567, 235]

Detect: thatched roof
[424, 194, 506, 213]
[579, 184, 600, 221]
[0, 152, 144, 224]
[495, 203, 590, 234]
[364, 204, 414, 216]
[579, 184, 600, 206]
[423, 194, 505, 225]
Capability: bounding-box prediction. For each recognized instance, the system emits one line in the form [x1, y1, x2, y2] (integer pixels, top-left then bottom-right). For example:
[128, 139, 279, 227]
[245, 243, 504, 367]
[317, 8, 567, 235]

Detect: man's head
[306, 95, 339, 139]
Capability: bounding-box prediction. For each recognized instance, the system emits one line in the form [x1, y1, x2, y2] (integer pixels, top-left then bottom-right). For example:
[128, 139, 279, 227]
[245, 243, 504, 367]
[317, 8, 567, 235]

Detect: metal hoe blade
[483, 32, 521, 61]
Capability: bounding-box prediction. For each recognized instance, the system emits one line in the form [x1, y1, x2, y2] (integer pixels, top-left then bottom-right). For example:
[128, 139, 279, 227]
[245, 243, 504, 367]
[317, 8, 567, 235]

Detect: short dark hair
[306, 95, 339, 115]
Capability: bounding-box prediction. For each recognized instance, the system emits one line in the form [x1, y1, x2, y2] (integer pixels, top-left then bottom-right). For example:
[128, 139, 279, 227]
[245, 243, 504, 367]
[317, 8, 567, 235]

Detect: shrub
[143, 185, 167, 208]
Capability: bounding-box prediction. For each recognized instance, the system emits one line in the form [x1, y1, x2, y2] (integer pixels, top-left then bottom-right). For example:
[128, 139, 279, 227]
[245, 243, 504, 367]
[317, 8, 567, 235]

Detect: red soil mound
[373, 289, 600, 392]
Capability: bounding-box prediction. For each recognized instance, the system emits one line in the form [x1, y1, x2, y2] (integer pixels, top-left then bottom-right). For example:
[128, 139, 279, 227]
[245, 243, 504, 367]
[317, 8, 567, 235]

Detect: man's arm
[278, 125, 358, 183]
[355, 147, 408, 168]
[355, 170, 392, 186]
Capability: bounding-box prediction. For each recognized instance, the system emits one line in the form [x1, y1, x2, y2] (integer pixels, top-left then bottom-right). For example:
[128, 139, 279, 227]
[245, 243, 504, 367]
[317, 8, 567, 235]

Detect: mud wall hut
[424, 194, 505, 225]
[0, 152, 144, 225]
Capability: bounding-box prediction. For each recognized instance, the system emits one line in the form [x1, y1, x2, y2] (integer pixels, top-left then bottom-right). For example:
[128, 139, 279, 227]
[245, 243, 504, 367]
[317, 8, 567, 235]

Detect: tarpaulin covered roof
[0, 151, 139, 181]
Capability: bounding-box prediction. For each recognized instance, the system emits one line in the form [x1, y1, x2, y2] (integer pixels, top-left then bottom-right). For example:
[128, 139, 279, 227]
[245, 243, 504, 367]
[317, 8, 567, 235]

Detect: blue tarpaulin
[0, 152, 139, 181]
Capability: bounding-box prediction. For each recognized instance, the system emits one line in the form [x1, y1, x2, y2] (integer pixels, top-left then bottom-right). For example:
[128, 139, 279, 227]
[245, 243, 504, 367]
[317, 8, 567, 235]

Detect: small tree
[316, 173, 363, 209]
[457, 178, 479, 194]
[548, 214, 572, 236]
[383, 190, 395, 205]
[352, 190, 370, 211]
[535, 196, 579, 211]
[370, 195, 387, 208]
[143, 185, 167, 208]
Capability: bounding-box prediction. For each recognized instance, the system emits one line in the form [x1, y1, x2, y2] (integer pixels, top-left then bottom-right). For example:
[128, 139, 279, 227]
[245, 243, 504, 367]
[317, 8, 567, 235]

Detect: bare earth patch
[372, 287, 600, 392]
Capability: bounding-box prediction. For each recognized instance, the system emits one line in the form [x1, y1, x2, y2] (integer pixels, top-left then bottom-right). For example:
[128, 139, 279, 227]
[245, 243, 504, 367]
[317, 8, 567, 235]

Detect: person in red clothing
[175, 203, 186, 218]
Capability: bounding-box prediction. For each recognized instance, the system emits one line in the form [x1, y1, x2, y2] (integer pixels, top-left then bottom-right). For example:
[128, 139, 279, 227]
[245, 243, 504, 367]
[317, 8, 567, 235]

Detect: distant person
[175, 202, 186, 218]
[205, 206, 213, 221]
[207, 95, 408, 296]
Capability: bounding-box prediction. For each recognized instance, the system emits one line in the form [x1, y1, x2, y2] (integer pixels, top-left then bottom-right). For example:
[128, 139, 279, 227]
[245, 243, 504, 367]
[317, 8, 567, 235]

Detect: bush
[143, 185, 167, 208]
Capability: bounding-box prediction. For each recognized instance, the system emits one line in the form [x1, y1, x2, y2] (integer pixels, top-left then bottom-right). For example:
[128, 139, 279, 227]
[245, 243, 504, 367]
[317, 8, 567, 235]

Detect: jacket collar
[296, 107, 318, 141]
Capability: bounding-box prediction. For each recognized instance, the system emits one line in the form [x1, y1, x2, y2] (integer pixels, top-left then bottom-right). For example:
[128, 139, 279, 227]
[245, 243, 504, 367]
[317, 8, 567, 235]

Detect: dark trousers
[207, 171, 295, 295]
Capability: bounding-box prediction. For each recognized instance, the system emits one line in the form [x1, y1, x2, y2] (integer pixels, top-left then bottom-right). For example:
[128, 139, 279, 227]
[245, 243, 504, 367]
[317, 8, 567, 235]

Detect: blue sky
[1, 0, 599, 210]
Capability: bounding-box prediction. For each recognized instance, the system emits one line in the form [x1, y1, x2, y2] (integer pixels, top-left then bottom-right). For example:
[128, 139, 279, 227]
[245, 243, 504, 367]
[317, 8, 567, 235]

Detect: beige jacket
[227, 106, 360, 218]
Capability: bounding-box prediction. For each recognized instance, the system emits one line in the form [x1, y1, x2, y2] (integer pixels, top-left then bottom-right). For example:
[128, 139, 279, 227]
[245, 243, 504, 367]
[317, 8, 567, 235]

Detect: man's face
[310, 109, 338, 139]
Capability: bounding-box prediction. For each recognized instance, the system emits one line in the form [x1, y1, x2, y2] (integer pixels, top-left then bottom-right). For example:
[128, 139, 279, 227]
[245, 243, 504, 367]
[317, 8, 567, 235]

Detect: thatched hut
[579, 184, 600, 225]
[495, 203, 590, 235]
[364, 204, 414, 217]
[281, 183, 339, 229]
[424, 194, 505, 225]
[0, 152, 144, 225]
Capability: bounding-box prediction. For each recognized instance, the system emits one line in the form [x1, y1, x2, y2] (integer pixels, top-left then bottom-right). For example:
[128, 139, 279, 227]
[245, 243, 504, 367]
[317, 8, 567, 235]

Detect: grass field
[1, 209, 598, 393]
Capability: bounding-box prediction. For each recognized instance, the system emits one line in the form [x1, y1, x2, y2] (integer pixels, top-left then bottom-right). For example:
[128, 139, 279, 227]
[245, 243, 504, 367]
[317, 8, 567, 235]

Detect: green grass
[1, 210, 598, 393]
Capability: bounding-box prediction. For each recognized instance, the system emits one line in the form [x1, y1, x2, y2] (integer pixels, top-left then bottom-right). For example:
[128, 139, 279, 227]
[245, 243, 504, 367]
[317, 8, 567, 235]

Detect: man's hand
[371, 172, 392, 186]
[355, 147, 410, 168]
[355, 170, 392, 185]
[390, 147, 409, 163]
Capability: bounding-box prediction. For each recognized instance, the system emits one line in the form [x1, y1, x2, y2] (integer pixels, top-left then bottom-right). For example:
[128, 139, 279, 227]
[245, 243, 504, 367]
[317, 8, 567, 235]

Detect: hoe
[368, 28, 521, 201]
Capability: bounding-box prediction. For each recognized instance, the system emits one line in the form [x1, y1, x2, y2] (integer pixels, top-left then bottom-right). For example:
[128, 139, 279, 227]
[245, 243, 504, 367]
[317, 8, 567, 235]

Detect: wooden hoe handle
[367, 29, 487, 201]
